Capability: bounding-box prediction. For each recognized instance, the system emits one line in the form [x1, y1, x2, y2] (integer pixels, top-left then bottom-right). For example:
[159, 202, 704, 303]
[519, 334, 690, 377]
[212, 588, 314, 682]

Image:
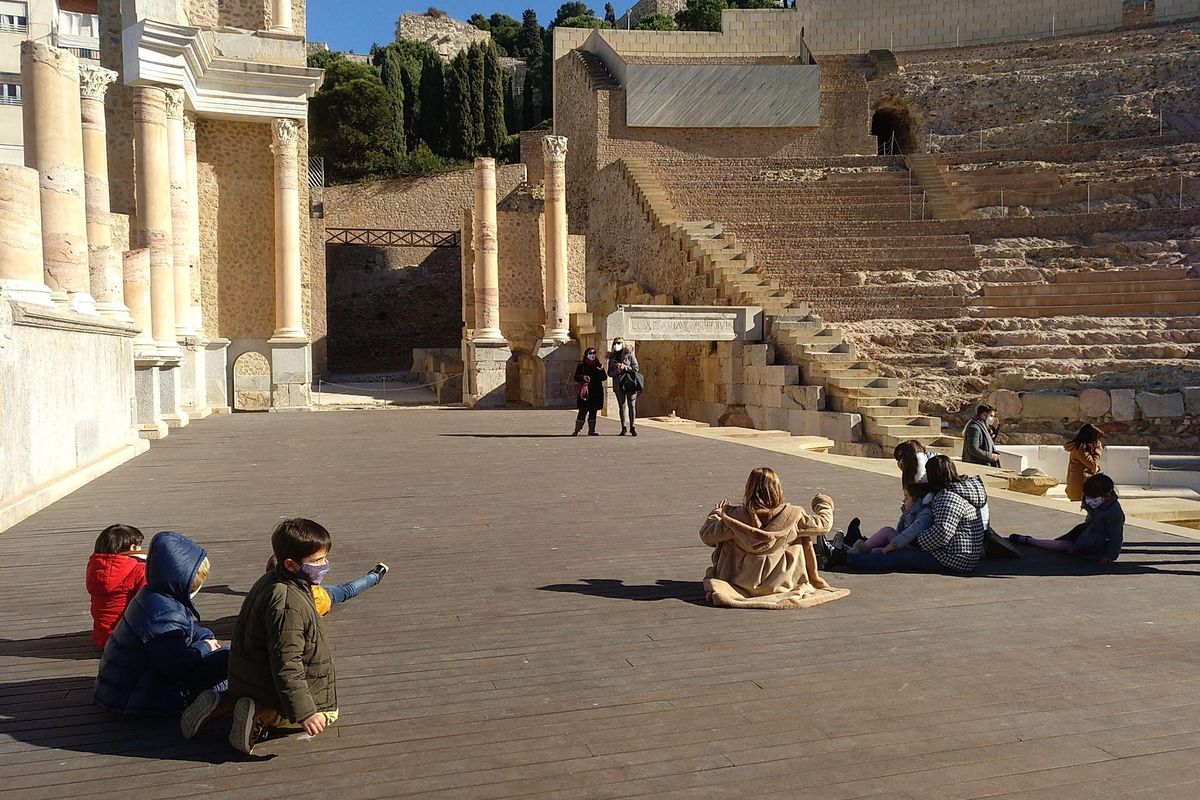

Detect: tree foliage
[635, 13, 678, 30]
[307, 53, 400, 182]
[604, 3, 616, 24]
[446, 52, 476, 159]
[488, 13, 522, 54]
[466, 44, 486, 155]
[675, 0, 725, 31]
[376, 46, 407, 155]
[482, 44, 508, 157]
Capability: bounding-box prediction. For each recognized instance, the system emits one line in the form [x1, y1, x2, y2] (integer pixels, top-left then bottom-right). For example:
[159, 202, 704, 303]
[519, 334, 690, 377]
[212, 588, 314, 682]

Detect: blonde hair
[743, 467, 784, 511]
[189, 557, 210, 595]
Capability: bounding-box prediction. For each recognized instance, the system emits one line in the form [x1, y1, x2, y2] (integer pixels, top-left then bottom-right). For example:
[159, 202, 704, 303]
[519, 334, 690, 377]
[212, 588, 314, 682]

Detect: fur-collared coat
[699, 495, 849, 609]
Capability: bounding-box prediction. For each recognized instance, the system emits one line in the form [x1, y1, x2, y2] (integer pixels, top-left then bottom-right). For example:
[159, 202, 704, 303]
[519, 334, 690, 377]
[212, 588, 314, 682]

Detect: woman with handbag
[607, 337, 641, 437]
[572, 347, 607, 436]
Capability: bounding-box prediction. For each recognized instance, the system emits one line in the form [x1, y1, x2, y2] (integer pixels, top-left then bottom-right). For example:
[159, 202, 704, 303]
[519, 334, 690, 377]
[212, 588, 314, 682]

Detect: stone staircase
[971, 266, 1200, 318]
[614, 157, 958, 452]
[905, 152, 962, 220]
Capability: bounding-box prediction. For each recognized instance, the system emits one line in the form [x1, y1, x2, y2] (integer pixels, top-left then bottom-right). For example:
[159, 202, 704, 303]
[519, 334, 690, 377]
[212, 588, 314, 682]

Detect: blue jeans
[844, 548, 949, 573]
[184, 645, 229, 704]
[325, 570, 381, 606]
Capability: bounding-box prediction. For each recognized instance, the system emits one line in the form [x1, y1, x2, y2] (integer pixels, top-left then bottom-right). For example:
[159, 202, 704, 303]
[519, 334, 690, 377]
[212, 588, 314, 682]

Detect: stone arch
[871, 100, 921, 155]
[232, 351, 272, 411]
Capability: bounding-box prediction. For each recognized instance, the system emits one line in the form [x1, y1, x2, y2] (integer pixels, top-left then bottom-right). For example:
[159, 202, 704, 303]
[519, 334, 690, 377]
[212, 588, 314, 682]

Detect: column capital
[182, 113, 197, 140]
[542, 135, 568, 162]
[78, 64, 117, 102]
[163, 88, 185, 120]
[271, 118, 300, 153]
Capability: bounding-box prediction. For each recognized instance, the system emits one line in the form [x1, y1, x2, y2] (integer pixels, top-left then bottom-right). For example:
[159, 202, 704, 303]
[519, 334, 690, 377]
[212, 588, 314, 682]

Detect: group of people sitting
[699, 427, 1125, 609]
[85, 519, 386, 754]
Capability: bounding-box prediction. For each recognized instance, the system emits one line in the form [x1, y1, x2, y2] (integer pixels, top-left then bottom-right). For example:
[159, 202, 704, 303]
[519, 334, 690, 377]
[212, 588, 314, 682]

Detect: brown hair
[893, 440, 928, 491]
[925, 454, 962, 493]
[94, 524, 144, 554]
[743, 467, 784, 512]
[1083, 473, 1115, 500]
[1070, 423, 1104, 457]
[271, 518, 332, 565]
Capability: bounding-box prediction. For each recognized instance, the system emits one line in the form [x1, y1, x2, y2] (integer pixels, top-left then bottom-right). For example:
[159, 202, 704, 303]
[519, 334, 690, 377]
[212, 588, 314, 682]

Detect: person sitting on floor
[842, 481, 936, 555]
[264, 555, 387, 616]
[94, 531, 228, 717]
[700, 467, 848, 609]
[86, 524, 148, 650]
[1009, 473, 1124, 565]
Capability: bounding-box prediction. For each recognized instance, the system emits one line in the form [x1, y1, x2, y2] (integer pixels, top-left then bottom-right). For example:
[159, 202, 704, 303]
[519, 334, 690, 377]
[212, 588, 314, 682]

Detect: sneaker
[587, 431, 600, 436]
[229, 696, 257, 755]
[845, 517, 863, 547]
[180, 689, 220, 740]
[369, 562, 389, 580]
[813, 535, 833, 570]
[831, 530, 845, 550]
[1008, 533, 1031, 545]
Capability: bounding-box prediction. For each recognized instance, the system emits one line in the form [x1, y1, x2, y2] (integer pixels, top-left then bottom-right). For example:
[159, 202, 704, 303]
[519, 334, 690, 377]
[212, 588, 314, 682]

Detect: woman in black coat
[572, 347, 607, 436]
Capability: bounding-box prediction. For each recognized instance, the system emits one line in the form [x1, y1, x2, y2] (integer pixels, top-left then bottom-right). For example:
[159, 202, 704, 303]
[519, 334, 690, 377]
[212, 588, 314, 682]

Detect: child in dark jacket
[222, 518, 339, 754]
[1009, 473, 1125, 564]
[86, 524, 148, 649]
[94, 531, 228, 717]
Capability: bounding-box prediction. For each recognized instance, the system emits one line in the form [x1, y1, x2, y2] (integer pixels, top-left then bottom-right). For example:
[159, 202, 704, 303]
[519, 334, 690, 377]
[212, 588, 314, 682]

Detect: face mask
[613, 343, 624, 352]
[300, 561, 331, 585]
[586, 353, 597, 361]
[1084, 496, 1105, 509]
[189, 589, 201, 600]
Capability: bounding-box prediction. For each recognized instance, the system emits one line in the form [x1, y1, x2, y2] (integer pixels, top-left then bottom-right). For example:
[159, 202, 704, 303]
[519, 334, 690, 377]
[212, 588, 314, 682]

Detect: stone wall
[1157, 0, 1200, 21]
[324, 166, 527, 230]
[617, 0, 687, 29]
[325, 245, 460, 372]
[0, 302, 143, 532]
[396, 11, 490, 61]
[519, 131, 545, 183]
[183, 1, 306, 33]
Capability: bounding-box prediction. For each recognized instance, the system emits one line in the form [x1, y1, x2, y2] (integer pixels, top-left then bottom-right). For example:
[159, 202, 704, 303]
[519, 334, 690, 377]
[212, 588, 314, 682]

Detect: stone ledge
[8, 300, 139, 338]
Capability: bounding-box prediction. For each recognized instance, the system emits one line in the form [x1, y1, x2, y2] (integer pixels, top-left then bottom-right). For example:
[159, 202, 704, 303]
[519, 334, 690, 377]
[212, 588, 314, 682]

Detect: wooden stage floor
[3, 409, 1200, 799]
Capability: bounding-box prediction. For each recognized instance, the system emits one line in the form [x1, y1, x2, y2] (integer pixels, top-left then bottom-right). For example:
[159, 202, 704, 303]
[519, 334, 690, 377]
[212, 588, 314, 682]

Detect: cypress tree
[483, 44, 508, 157]
[378, 46, 406, 157]
[448, 52, 476, 159]
[502, 69, 517, 134]
[466, 43, 486, 156]
[522, 62, 537, 131]
[418, 51, 445, 153]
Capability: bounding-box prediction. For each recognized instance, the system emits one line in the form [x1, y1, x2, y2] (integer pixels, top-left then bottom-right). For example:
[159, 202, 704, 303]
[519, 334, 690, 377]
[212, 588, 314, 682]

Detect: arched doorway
[871, 106, 918, 155]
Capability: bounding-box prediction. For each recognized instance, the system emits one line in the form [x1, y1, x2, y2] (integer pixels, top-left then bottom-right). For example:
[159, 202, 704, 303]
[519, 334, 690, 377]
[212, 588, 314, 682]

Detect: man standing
[962, 404, 1001, 466]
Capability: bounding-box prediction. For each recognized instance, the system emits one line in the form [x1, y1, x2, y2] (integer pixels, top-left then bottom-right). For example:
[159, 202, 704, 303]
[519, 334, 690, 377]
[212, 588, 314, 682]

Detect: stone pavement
[2, 409, 1200, 799]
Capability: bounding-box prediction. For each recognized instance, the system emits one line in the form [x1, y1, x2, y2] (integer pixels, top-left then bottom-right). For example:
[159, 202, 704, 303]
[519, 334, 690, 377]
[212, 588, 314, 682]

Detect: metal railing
[325, 228, 461, 248]
[308, 156, 324, 189]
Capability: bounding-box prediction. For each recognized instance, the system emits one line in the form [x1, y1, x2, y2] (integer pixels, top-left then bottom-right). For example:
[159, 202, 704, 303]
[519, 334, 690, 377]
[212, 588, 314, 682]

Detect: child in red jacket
[85, 524, 148, 649]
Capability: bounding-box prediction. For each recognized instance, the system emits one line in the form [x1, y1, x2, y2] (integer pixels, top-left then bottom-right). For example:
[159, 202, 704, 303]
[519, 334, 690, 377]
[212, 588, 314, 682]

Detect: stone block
[783, 384, 824, 411]
[761, 385, 782, 409]
[1184, 387, 1200, 415]
[986, 388, 1022, 418]
[1019, 392, 1079, 420]
[743, 365, 762, 385]
[819, 411, 862, 443]
[1078, 388, 1111, 418]
[743, 383, 764, 408]
[760, 365, 799, 386]
[269, 339, 312, 386]
[760, 407, 789, 432]
[744, 344, 772, 367]
[1111, 389, 1136, 421]
[788, 409, 820, 436]
[1136, 391, 1185, 419]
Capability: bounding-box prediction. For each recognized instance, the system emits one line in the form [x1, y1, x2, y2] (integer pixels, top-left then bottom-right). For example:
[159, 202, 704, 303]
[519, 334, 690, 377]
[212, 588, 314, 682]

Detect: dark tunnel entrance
[871, 107, 918, 155]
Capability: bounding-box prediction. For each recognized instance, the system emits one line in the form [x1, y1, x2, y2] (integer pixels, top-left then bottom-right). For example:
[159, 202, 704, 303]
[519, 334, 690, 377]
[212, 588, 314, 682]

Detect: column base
[463, 338, 510, 408]
[536, 340, 579, 408]
[180, 336, 210, 418]
[0, 279, 54, 306]
[269, 336, 312, 410]
[95, 300, 134, 323]
[159, 359, 190, 429]
[472, 328, 506, 345]
[134, 359, 168, 439]
[67, 291, 99, 315]
[204, 338, 231, 414]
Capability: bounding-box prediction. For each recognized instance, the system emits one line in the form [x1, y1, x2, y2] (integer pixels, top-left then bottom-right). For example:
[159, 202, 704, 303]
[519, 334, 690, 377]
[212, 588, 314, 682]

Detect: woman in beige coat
[700, 467, 849, 609]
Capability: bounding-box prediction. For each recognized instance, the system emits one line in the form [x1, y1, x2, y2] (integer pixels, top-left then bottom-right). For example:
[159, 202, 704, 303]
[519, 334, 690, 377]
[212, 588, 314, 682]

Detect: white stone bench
[996, 445, 1151, 486]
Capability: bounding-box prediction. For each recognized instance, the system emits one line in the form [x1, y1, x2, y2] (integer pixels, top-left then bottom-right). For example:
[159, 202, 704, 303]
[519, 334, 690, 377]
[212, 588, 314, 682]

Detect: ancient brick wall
[324, 166, 527, 230]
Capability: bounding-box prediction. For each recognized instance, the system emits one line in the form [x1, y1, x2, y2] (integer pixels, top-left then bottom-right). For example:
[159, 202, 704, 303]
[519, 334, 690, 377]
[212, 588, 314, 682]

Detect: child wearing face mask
[1008, 473, 1124, 564]
[263, 555, 387, 616]
[572, 347, 608, 436]
[189, 518, 341, 754]
[94, 531, 228, 718]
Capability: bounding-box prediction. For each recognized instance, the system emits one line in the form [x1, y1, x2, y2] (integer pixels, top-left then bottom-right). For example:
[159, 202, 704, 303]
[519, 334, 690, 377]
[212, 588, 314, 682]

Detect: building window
[0, 1, 27, 33]
[0, 83, 21, 106]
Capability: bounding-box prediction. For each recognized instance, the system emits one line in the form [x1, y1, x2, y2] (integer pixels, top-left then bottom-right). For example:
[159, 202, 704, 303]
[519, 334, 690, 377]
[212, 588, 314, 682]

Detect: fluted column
[164, 89, 194, 338]
[131, 86, 178, 354]
[472, 156, 503, 343]
[20, 41, 96, 314]
[183, 113, 203, 332]
[270, 0, 293, 32]
[0, 165, 53, 305]
[542, 136, 570, 343]
[270, 118, 305, 339]
[79, 64, 129, 321]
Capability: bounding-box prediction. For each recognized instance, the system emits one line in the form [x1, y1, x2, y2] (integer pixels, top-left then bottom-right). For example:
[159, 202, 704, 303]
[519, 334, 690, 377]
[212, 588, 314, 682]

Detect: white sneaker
[180, 688, 220, 740]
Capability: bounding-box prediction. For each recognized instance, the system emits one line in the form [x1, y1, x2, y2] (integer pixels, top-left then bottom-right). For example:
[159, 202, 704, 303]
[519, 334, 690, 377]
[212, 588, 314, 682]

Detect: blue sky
[308, 1, 617, 54]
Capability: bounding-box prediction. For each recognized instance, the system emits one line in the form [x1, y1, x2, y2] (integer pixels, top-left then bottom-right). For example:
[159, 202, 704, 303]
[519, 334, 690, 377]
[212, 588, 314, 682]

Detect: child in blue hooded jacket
[94, 531, 229, 717]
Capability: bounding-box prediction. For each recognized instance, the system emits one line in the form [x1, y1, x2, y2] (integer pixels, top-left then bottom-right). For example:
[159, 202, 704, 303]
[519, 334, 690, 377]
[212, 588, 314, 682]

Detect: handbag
[619, 369, 645, 394]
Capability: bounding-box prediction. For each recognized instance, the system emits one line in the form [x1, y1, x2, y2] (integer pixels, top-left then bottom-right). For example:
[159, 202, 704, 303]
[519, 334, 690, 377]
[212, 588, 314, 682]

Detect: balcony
[52, 10, 99, 60]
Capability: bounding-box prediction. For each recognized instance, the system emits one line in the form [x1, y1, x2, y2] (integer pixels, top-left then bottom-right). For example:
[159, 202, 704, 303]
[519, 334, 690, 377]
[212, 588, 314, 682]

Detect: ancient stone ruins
[4, 0, 1200, 530]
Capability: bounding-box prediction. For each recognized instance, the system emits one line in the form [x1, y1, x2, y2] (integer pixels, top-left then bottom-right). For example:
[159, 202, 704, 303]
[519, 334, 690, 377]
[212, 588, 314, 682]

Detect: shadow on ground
[538, 578, 708, 604]
[0, 676, 259, 764]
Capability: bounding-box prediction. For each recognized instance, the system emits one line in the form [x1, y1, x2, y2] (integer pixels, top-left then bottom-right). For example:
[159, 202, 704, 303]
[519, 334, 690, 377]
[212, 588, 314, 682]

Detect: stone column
[268, 118, 310, 409]
[472, 156, 503, 343]
[0, 164, 53, 305]
[20, 41, 96, 314]
[123, 248, 154, 349]
[79, 64, 130, 321]
[183, 113, 202, 332]
[542, 135, 570, 343]
[270, 118, 305, 340]
[164, 89, 194, 338]
[125, 248, 167, 439]
[131, 87, 177, 353]
[270, 0, 293, 32]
